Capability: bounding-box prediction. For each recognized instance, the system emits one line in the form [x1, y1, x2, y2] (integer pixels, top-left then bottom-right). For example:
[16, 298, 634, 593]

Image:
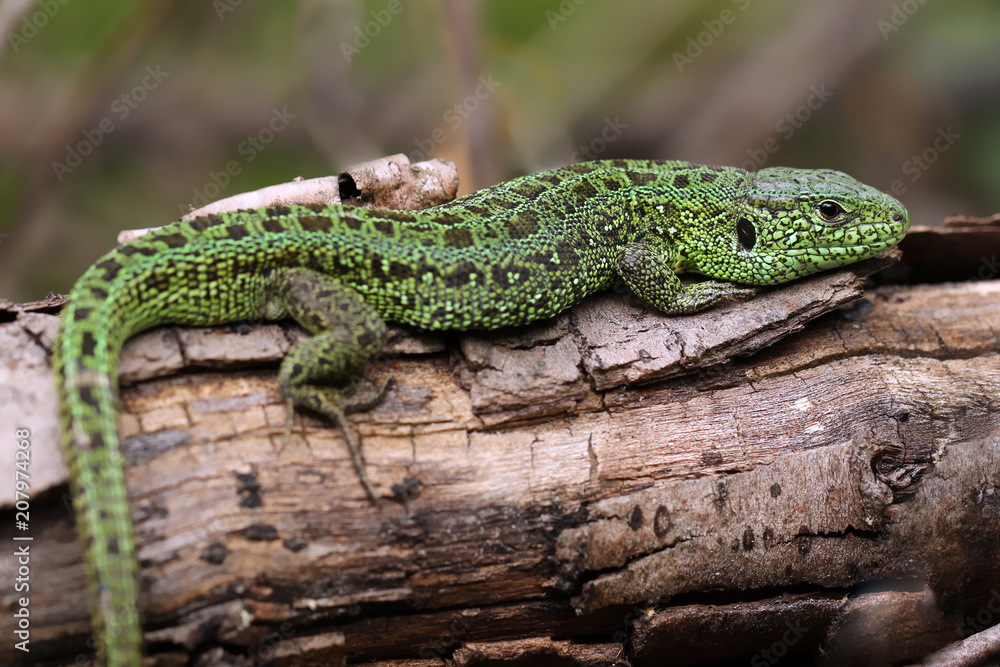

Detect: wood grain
[3, 249, 1000, 666]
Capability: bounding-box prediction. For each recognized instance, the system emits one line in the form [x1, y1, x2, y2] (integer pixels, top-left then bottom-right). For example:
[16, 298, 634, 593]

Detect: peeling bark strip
[3, 219, 1000, 664]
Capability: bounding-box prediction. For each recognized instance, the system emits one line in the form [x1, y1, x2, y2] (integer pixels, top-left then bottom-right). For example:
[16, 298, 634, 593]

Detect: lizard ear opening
[737, 217, 756, 251]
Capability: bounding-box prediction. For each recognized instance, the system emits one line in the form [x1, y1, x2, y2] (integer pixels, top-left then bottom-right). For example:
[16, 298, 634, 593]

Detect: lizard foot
[281, 375, 393, 503]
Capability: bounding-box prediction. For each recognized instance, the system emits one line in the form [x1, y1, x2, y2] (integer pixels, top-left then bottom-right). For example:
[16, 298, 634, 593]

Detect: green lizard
[54, 159, 909, 665]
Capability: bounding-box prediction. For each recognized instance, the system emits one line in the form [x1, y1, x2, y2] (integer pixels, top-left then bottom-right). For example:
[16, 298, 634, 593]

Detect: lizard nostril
[892, 213, 902, 222]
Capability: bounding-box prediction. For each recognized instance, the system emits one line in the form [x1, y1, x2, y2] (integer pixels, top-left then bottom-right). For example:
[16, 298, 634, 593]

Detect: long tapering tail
[55, 276, 143, 666]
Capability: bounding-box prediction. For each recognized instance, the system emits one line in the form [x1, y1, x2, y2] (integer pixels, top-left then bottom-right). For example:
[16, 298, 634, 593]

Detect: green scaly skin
[53, 159, 909, 665]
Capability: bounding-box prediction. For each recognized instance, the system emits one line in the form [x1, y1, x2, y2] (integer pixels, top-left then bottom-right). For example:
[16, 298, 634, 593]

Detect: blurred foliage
[0, 0, 997, 300]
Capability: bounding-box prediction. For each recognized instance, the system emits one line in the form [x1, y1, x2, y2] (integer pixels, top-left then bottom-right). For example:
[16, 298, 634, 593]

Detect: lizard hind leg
[270, 267, 389, 501]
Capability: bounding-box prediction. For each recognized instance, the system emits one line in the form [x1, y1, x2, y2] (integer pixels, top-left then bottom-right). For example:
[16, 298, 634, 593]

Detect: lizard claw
[283, 398, 296, 444]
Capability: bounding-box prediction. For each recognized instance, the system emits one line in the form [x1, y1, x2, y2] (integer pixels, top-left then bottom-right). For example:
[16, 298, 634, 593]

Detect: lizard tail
[55, 272, 143, 666]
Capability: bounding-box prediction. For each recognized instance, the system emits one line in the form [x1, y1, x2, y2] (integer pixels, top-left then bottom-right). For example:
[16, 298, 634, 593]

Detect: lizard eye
[818, 200, 844, 220]
[737, 217, 756, 251]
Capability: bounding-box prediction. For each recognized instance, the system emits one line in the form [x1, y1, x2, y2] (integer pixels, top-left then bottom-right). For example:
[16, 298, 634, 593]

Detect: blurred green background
[0, 0, 997, 302]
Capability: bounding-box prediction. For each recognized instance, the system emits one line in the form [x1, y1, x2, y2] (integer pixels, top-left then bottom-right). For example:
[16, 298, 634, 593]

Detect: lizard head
[724, 167, 910, 285]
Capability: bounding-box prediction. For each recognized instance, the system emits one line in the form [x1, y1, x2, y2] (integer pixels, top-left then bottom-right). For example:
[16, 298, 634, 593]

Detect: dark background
[0, 0, 997, 301]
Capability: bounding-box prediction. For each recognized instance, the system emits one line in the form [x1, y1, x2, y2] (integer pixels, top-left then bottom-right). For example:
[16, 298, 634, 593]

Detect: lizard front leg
[617, 241, 757, 315]
[269, 267, 389, 501]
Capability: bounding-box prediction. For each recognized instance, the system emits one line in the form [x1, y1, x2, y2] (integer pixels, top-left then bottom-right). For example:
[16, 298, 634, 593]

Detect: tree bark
[2, 220, 999, 665]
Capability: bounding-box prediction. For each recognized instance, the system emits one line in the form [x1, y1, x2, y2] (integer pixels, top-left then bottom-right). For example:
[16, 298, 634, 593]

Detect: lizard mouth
[814, 213, 910, 251]
[753, 214, 910, 281]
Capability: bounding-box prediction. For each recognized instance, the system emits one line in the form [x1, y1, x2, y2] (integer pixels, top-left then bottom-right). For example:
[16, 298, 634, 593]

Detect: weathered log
[2, 236, 1000, 665]
[3, 164, 999, 665]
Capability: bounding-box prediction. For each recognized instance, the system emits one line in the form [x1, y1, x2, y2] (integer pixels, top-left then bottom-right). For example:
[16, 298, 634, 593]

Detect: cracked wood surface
[3, 252, 1000, 665]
